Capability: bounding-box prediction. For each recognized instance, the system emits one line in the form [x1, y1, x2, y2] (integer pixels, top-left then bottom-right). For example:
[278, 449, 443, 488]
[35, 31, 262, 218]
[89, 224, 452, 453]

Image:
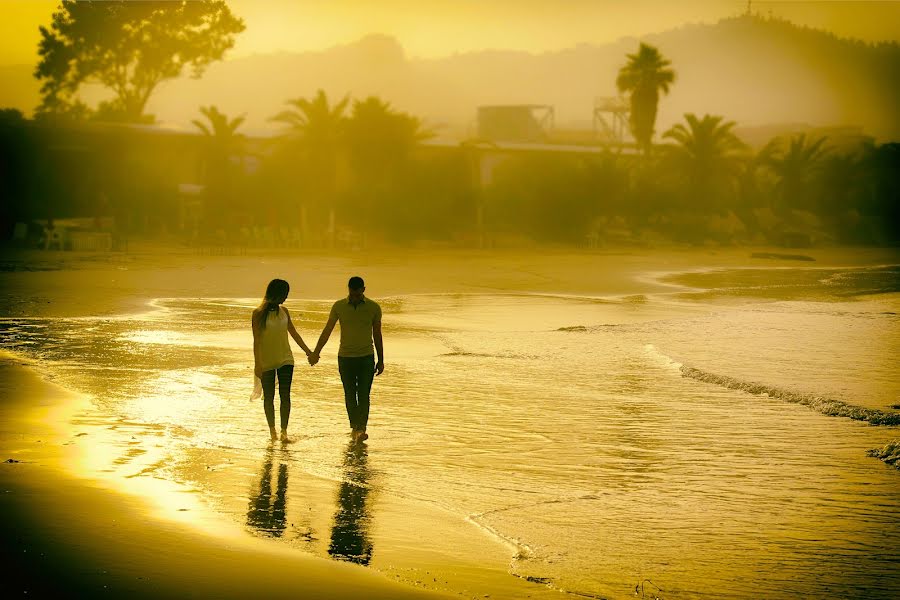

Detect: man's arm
[284, 308, 312, 357]
[310, 314, 338, 365]
[373, 318, 384, 375]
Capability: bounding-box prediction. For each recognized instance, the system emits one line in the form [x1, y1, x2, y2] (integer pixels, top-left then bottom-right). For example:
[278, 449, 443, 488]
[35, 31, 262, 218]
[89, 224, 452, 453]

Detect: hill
[2, 15, 897, 140]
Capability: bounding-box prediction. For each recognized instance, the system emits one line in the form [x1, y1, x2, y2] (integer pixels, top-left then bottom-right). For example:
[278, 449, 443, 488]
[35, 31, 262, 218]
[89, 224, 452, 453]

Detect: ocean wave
[439, 350, 537, 360]
[555, 324, 625, 333]
[680, 365, 900, 426]
[867, 440, 900, 470]
[468, 495, 612, 600]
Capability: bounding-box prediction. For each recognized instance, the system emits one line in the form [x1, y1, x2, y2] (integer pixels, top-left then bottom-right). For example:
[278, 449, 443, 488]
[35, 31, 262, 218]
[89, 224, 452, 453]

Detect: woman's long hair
[256, 279, 290, 329]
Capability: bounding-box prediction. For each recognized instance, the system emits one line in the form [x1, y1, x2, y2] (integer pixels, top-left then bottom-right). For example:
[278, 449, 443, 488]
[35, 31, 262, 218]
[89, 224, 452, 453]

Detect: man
[309, 276, 384, 442]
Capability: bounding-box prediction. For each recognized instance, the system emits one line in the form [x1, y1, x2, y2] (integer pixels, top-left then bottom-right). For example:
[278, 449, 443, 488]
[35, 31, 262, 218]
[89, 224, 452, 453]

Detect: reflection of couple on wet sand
[247, 443, 373, 566]
[252, 276, 384, 443]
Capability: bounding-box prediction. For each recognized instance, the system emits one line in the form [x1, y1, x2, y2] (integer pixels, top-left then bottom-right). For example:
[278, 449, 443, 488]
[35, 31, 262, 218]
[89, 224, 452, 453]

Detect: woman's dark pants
[261, 364, 294, 430]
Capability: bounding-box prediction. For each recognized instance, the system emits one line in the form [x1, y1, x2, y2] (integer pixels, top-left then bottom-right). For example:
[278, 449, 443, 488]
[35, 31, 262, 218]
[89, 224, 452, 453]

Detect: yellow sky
[2, 0, 898, 66]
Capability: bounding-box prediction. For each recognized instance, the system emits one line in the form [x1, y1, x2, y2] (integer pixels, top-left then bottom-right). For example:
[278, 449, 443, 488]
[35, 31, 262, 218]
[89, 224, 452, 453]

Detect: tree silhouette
[270, 90, 349, 141]
[762, 133, 829, 213]
[35, 1, 244, 122]
[818, 153, 862, 218]
[270, 90, 350, 244]
[663, 113, 747, 211]
[344, 96, 433, 185]
[192, 105, 245, 227]
[270, 89, 350, 184]
[859, 142, 900, 242]
[192, 105, 245, 141]
[616, 43, 675, 155]
[343, 97, 433, 239]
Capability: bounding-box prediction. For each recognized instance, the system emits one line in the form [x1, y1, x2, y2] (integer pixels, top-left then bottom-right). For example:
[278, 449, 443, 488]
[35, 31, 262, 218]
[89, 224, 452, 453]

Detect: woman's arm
[311, 315, 337, 357]
[251, 310, 263, 377]
[284, 308, 312, 357]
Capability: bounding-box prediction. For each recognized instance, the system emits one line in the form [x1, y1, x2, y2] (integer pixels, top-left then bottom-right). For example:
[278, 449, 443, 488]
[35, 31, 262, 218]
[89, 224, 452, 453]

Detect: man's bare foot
[359, 431, 369, 442]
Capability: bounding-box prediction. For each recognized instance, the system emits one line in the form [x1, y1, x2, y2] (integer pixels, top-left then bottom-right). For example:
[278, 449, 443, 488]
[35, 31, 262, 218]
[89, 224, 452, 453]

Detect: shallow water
[1, 263, 899, 599]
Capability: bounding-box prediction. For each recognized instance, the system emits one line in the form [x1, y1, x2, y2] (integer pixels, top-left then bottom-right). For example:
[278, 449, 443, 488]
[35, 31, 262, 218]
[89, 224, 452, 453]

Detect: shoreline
[0, 355, 450, 599]
[1, 243, 898, 320]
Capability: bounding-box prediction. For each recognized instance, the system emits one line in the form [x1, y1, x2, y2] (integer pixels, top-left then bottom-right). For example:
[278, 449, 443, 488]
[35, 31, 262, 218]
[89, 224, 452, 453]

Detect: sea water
[1, 263, 898, 599]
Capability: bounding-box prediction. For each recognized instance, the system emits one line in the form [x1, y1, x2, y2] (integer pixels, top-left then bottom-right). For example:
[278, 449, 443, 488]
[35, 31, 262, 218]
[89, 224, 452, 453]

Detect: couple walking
[252, 276, 384, 443]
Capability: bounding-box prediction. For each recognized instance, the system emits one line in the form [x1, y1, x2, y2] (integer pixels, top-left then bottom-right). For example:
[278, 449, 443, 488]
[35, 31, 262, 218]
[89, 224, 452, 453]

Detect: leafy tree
[344, 96, 433, 180]
[192, 105, 245, 226]
[270, 90, 350, 241]
[270, 89, 350, 178]
[35, 1, 244, 122]
[192, 105, 245, 145]
[343, 97, 433, 237]
[856, 142, 900, 242]
[486, 154, 599, 244]
[616, 43, 675, 155]
[662, 113, 747, 211]
[271, 90, 350, 148]
[818, 153, 862, 217]
[762, 133, 829, 213]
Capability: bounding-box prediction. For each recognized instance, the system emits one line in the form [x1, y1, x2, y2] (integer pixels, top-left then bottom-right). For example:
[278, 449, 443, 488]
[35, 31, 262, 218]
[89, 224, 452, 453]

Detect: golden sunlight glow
[226, 0, 900, 58]
[0, 0, 57, 65]
[2, 0, 898, 68]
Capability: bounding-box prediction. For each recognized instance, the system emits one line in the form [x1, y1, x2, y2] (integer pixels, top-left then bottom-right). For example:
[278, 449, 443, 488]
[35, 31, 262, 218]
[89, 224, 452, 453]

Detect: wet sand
[0, 356, 452, 599]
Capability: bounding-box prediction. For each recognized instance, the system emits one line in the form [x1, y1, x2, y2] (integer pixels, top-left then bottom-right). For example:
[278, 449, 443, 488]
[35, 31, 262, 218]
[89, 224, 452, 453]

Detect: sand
[0, 356, 453, 598]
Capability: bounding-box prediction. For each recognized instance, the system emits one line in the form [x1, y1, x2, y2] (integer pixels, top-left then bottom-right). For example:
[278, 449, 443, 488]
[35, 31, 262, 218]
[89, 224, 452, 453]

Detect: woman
[252, 278, 313, 442]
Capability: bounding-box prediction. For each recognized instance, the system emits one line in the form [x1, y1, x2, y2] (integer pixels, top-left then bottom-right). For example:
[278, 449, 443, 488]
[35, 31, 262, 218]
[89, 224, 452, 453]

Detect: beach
[0, 356, 461, 599]
[1, 244, 899, 599]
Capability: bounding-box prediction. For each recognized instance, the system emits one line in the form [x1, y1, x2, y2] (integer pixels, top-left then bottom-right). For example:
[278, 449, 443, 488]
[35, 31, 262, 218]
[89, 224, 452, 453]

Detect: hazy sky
[2, 0, 898, 66]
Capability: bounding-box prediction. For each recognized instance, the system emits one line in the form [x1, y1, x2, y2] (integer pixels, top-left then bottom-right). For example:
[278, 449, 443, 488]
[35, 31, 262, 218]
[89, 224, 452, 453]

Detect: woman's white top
[251, 306, 294, 401]
[258, 307, 294, 372]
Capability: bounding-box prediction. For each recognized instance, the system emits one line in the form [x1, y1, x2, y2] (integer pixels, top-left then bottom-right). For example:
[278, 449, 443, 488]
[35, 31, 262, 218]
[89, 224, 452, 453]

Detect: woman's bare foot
[280, 430, 291, 443]
[270, 428, 278, 442]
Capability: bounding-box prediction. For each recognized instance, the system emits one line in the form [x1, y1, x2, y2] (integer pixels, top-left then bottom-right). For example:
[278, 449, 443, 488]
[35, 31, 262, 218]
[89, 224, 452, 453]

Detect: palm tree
[858, 142, 900, 243]
[616, 43, 675, 155]
[662, 113, 747, 210]
[270, 89, 350, 154]
[192, 105, 246, 149]
[762, 133, 829, 213]
[343, 97, 434, 241]
[270, 90, 350, 246]
[192, 105, 246, 230]
[818, 153, 862, 218]
[344, 96, 433, 181]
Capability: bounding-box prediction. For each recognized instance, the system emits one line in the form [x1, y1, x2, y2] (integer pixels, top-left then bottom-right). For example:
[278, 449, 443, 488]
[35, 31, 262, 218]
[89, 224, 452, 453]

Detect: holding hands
[307, 351, 319, 366]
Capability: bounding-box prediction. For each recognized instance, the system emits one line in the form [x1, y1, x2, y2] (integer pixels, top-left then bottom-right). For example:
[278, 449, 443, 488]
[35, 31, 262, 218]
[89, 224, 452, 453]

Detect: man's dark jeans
[337, 355, 375, 431]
